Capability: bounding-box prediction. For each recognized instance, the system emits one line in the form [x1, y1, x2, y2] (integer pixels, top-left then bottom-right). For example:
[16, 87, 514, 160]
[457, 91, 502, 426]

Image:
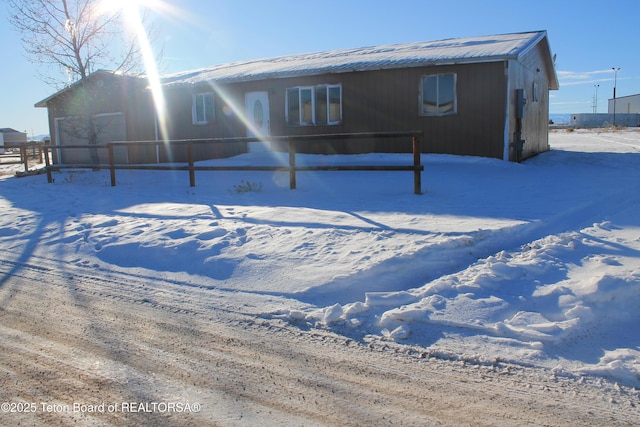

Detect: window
[286, 84, 342, 126]
[192, 93, 215, 124]
[328, 86, 342, 124]
[420, 73, 457, 116]
[300, 88, 313, 124]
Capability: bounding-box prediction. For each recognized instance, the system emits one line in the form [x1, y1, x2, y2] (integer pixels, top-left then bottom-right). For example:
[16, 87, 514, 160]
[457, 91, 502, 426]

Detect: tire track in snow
[0, 256, 638, 426]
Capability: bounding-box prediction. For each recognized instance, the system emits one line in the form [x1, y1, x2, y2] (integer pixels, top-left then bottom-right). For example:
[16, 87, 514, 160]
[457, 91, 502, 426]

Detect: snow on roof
[35, 70, 146, 108]
[162, 31, 551, 87]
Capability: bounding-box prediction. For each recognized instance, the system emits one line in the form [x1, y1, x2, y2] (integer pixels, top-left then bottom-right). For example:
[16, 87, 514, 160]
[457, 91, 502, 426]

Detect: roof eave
[162, 55, 517, 88]
[516, 31, 559, 90]
[35, 70, 144, 107]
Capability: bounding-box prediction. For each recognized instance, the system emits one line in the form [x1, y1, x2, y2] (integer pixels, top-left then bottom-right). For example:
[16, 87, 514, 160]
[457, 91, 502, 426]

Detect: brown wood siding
[42, 36, 556, 164]
[167, 62, 508, 158]
[124, 82, 157, 163]
[160, 85, 247, 162]
[45, 74, 159, 163]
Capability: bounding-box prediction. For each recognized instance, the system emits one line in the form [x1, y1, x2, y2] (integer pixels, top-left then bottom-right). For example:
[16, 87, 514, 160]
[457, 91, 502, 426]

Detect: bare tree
[8, 0, 159, 162]
[8, 0, 154, 85]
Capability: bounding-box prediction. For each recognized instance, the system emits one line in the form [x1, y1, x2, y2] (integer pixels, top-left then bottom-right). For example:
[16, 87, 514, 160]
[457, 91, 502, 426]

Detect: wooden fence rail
[44, 131, 424, 194]
[0, 143, 45, 174]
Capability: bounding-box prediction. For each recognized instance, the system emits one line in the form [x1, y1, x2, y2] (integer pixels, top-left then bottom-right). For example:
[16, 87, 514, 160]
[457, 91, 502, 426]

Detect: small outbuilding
[36, 30, 558, 164]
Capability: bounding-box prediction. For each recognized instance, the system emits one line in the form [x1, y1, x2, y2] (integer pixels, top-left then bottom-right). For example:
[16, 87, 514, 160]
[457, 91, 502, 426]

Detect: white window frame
[420, 73, 457, 116]
[192, 92, 215, 125]
[321, 85, 342, 125]
[286, 84, 342, 126]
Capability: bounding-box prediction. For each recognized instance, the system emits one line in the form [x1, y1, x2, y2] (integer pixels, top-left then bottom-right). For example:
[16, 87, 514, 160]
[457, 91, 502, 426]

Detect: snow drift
[1, 128, 639, 387]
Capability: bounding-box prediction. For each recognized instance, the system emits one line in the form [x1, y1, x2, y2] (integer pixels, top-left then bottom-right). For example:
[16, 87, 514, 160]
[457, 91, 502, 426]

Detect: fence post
[19, 145, 28, 173]
[44, 146, 53, 183]
[108, 144, 116, 187]
[413, 136, 422, 195]
[288, 139, 296, 190]
[188, 142, 195, 187]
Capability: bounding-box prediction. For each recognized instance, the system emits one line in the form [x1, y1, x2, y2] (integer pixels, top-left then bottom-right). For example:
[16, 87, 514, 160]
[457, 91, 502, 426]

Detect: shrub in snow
[231, 180, 263, 193]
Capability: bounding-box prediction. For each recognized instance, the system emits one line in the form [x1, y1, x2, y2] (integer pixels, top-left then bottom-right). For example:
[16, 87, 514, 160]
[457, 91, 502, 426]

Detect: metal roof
[35, 31, 559, 108]
[162, 31, 558, 89]
[35, 70, 142, 108]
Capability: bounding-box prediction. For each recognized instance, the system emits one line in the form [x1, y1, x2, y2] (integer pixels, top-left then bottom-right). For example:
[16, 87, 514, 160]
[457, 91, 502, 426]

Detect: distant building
[608, 93, 640, 114]
[0, 128, 28, 153]
[569, 93, 640, 128]
[570, 113, 640, 128]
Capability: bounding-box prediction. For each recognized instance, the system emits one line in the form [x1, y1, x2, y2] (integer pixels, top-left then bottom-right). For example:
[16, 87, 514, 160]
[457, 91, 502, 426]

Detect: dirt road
[0, 256, 638, 426]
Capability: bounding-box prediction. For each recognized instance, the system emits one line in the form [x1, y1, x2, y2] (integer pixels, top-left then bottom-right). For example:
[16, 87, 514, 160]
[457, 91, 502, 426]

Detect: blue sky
[2, 0, 639, 136]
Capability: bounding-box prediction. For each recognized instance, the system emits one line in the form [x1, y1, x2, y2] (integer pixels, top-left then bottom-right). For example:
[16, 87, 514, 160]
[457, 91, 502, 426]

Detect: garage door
[56, 113, 128, 164]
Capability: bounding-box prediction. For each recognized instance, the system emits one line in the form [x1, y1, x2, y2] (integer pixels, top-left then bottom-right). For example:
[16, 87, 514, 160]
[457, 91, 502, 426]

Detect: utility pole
[593, 84, 599, 113]
[612, 67, 621, 127]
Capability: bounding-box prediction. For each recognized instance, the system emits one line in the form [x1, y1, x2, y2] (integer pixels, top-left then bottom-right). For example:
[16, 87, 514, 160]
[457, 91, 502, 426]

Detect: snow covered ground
[1, 128, 639, 388]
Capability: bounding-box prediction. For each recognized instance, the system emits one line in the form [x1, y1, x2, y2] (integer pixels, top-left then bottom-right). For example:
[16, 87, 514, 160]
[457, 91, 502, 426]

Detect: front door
[245, 91, 270, 152]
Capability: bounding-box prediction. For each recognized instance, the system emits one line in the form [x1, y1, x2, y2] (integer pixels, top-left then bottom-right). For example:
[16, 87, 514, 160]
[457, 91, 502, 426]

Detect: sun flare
[100, 0, 171, 142]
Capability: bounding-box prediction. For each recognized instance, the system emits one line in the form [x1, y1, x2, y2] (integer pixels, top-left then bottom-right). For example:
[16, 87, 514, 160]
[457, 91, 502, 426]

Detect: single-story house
[36, 30, 558, 164]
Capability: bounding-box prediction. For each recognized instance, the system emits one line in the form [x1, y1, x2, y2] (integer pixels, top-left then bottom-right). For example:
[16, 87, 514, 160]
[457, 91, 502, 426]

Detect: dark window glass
[438, 74, 455, 113]
[194, 93, 214, 124]
[421, 74, 456, 115]
[316, 86, 327, 125]
[286, 85, 342, 126]
[328, 86, 341, 123]
[287, 88, 300, 125]
[300, 88, 313, 124]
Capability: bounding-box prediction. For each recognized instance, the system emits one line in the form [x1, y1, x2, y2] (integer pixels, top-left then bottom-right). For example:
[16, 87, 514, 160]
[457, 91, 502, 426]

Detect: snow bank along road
[1, 129, 640, 425]
[0, 254, 638, 426]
